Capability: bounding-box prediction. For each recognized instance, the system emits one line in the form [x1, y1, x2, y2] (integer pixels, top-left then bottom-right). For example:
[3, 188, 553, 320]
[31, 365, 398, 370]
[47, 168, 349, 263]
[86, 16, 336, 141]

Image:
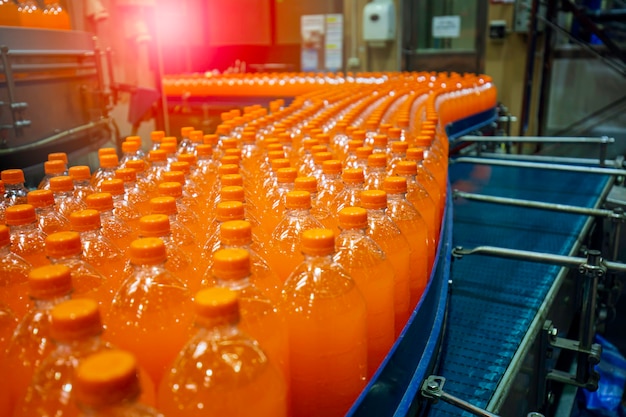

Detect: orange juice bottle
[334, 168, 365, 214]
[100, 179, 142, 233]
[294, 176, 335, 231]
[41, 0, 71, 30]
[148, 196, 197, 249]
[18, 299, 156, 417]
[281, 228, 367, 417]
[115, 168, 151, 217]
[91, 153, 119, 189]
[334, 207, 395, 375]
[50, 176, 87, 219]
[74, 350, 162, 416]
[38, 160, 67, 190]
[107, 238, 193, 386]
[388, 140, 409, 175]
[1, 169, 29, 206]
[150, 131, 165, 151]
[190, 144, 217, 196]
[125, 160, 152, 199]
[161, 170, 202, 222]
[344, 139, 363, 169]
[384, 176, 429, 306]
[406, 147, 443, 225]
[361, 190, 411, 334]
[85, 193, 134, 252]
[158, 287, 287, 417]
[145, 150, 168, 190]
[317, 160, 344, 217]
[364, 153, 388, 191]
[0, 264, 73, 417]
[211, 248, 290, 385]
[0, 302, 17, 358]
[0, 224, 31, 319]
[0, 180, 6, 224]
[5, 204, 49, 267]
[68, 166, 96, 204]
[28, 189, 71, 234]
[264, 167, 297, 235]
[157, 181, 199, 231]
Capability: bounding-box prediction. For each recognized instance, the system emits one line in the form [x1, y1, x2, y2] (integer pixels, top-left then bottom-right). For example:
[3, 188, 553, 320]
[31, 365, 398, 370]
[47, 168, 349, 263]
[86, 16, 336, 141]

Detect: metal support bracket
[0, 46, 31, 137]
[421, 376, 501, 417]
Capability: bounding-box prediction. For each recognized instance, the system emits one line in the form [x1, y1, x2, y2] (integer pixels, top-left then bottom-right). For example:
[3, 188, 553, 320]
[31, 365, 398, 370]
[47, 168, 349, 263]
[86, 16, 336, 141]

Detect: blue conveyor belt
[429, 162, 611, 416]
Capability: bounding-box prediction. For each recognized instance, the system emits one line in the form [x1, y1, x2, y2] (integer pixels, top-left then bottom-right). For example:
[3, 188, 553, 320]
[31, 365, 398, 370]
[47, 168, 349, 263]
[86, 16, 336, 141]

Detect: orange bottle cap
[0, 224, 9, 247]
[384, 176, 408, 194]
[115, 168, 137, 183]
[180, 126, 194, 137]
[0, 180, 4, 193]
[28, 189, 55, 208]
[220, 174, 244, 187]
[347, 139, 364, 152]
[391, 141, 409, 153]
[99, 154, 119, 168]
[46, 231, 82, 258]
[220, 155, 241, 166]
[220, 220, 252, 245]
[98, 148, 117, 158]
[313, 151, 333, 165]
[365, 120, 378, 130]
[216, 201, 245, 222]
[361, 190, 387, 209]
[339, 207, 368, 229]
[216, 124, 231, 135]
[276, 167, 297, 184]
[149, 196, 177, 215]
[367, 153, 387, 168]
[379, 123, 392, 135]
[196, 144, 213, 156]
[125, 135, 142, 145]
[74, 350, 140, 408]
[413, 136, 432, 147]
[203, 134, 218, 146]
[218, 164, 239, 176]
[342, 168, 365, 184]
[139, 214, 170, 237]
[285, 190, 311, 209]
[51, 298, 102, 341]
[44, 160, 67, 174]
[395, 160, 418, 176]
[271, 158, 291, 171]
[129, 237, 166, 265]
[85, 193, 114, 212]
[6, 204, 36, 225]
[124, 160, 145, 173]
[69, 165, 91, 180]
[322, 160, 342, 175]
[310, 128, 324, 137]
[162, 136, 177, 145]
[194, 287, 239, 322]
[397, 118, 410, 128]
[29, 265, 73, 299]
[220, 186, 245, 203]
[121, 141, 139, 153]
[311, 145, 327, 155]
[1, 169, 25, 184]
[315, 133, 331, 144]
[373, 134, 388, 147]
[212, 248, 250, 281]
[70, 209, 101, 231]
[177, 153, 197, 166]
[49, 176, 74, 192]
[302, 138, 319, 150]
[242, 131, 256, 143]
[294, 176, 318, 194]
[353, 130, 366, 141]
[151, 131, 165, 143]
[100, 179, 124, 196]
[267, 150, 286, 160]
[406, 147, 425, 161]
[161, 171, 185, 185]
[160, 142, 177, 154]
[48, 152, 68, 164]
[148, 150, 167, 162]
[225, 148, 242, 159]
[301, 228, 335, 256]
[190, 130, 203, 143]
[277, 132, 291, 144]
[158, 182, 183, 198]
[356, 146, 373, 159]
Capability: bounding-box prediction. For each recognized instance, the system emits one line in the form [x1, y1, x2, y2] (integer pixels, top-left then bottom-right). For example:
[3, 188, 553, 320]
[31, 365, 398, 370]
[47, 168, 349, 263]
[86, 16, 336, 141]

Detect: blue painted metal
[445, 108, 498, 142]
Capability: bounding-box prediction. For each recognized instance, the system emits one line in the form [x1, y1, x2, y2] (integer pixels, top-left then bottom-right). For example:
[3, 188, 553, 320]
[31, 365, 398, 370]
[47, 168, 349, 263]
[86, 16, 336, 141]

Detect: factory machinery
[2, 26, 626, 417]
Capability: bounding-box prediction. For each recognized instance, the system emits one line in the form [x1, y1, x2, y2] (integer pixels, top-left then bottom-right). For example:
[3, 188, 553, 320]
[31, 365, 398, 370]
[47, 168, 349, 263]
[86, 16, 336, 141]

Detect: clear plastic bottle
[405, 147, 443, 226]
[360, 190, 411, 334]
[294, 175, 335, 232]
[125, 159, 156, 200]
[268, 191, 324, 283]
[334, 168, 365, 214]
[68, 166, 96, 204]
[115, 168, 151, 217]
[316, 160, 344, 215]
[383, 176, 430, 307]
[1, 169, 29, 206]
[50, 176, 87, 219]
[145, 150, 168, 189]
[38, 160, 68, 190]
[355, 146, 373, 171]
[120, 141, 142, 168]
[364, 153, 388, 191]
[201, 201, 250, 267]
[148, 196, 196, 249]
[69, 209, 125, 290]
[44, 231, 109, 303]
[190, 144, 217, 196]
[176, 126, 195, 155]
[28, 189, 71, 234]
[107, 238, 193, 386]
[85, 193, 134, 252]
[281, 228, 367, 417]
[91, 153, 119, 189]
[158, 287, 287, 417]
[5, 204, 49, 267]
[334, 207, 395, 374]
[157, 181, 199, 231]
[74, 350, 163, 417]
[159, 141, 178, 168]
[18, 299, 156, 417]
[343, 139, 363, 170]
[161, 169, 202, 220]
[0, 302, 18, 359]
[150, 131, 165, 151]
[264, 167, 298, 235]
[0, 224, 31, 319]
[387, 140, 409, 175]
[0, 264, 73, 417]
[0, 180, 6, 225]
[100, 179, 142, 232]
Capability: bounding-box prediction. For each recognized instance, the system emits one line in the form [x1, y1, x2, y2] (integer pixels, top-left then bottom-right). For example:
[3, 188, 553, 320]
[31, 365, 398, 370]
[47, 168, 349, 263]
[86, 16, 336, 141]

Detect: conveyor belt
[429, 162, 612, 416]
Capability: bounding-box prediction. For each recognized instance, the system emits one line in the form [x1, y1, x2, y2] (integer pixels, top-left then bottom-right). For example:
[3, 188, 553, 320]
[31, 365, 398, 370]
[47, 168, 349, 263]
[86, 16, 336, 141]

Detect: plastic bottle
[158, 287, 287, 417]
[41, 0, 71, 30]
[360, 190, 412, 333]
[50, 176, 87, 219]
[45, 231, 110, 302]
[1, 169, 29, 206]
[0, 224, 31, 319]
[150, 131, 165, 151]
[69, 209, 125, 288]
[74, 350, 163, 417]
[149, 196, 196, 249]
[0, 180, 6, 225]
[107, 238, 193, 386]
[124, 136, 147, 161]
[264, 167, 298, 235]
[28, 189, 71, 234]
[85, 193, 134, 252]
[68, 166, 96, 203]
[388, 140, 409, 175]
[281, 228, 367, 417]
[355, 146, 373, 171]
[0, 302, 17, 358]
[190, 144, 217, 196]
[316, 159, 344, 214]
[334, 207, 395, 375]
[91, 153, 119, 189]
[115, 168, 150, 217]
[405, 147, 443, 225]
[5, 203, 49, 267]
[120, 141, 143, 168]
[218, 185, 264, 239]
[364, 153, 388, 191]
[145, 150, 168, 189]
[157, 181, 199, 231]
[383, 176, 429, 306]
[100, 179, 142, 232]
[0, 0, 20, 26]
[343, 139, 363, 169]
[162, 167, 202, 219]
[38, 160, 68, 190]
[334, 167, 365, 214]
[177, 126, 195, 155]
[268, 191, 324, 283]
[125, 159, 155, 200]
[18, 299, 156, 417]
[160, 141, 178, 168]
[294, 175, 335, 231]
[0, 264, 73, 417]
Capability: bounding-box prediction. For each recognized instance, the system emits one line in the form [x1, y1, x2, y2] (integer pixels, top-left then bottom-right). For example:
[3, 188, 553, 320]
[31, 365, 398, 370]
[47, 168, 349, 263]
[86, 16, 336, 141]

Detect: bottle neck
[55, 334, 103, 355]
[215, 275, 251, 292]
[33, 294, 72, 310]
[9, 222, 39, 234]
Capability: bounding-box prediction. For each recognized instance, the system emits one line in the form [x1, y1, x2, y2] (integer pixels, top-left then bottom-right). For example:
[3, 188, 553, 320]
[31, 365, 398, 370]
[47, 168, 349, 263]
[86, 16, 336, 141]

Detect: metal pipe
[458, 135, 614, 144]
[2, 63, 97, 72]
[577, 259, 599, 384]
[439, 391, 500, 417]
[475, 152, 618, 168]
[6, 49, 95, 57]
[452, 157, 626, 176]
[0, 46, 17, 104]
[453, 190, 617, 218]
